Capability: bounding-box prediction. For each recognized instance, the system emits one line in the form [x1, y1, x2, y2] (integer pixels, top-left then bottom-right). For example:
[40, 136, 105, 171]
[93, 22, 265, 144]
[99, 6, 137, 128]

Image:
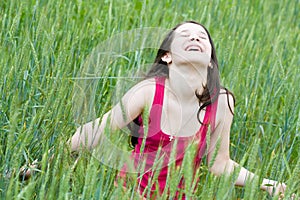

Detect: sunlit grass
[0, 0, 299, 199]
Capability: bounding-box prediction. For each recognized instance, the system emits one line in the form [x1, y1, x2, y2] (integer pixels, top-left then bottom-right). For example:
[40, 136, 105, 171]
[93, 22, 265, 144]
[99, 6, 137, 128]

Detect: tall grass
[0, 0, 299, 199]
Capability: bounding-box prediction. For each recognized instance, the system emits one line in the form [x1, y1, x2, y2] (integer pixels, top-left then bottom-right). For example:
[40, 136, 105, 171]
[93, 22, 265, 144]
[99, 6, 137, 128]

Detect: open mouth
[188, 49, 200, 51]
[185, 45, 203, 52]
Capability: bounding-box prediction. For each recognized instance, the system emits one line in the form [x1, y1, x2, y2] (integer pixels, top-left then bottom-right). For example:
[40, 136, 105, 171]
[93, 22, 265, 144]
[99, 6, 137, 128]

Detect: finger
[279, 193, 284, 200]
[290, 193, 296, 200]
[19, 167, 32, 180]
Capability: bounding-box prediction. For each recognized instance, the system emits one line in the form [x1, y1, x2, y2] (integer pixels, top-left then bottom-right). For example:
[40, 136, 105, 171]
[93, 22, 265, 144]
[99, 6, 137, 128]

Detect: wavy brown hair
[129, 21, 235, 147]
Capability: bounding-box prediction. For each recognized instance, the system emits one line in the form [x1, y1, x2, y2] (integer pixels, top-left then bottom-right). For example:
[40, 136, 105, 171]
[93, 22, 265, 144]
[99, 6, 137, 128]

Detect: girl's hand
[19, 159, 40, 180]
[272, 182, 286, 198]
[266, 182, 297, 200]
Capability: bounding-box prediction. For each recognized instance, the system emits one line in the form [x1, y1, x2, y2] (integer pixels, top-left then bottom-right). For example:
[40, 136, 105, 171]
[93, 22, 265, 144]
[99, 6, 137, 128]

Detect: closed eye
[199, 31, 208, 39]
[180, 31, 189, 37]
[180, 34, 189, 37]
[199, 33, 207, 39]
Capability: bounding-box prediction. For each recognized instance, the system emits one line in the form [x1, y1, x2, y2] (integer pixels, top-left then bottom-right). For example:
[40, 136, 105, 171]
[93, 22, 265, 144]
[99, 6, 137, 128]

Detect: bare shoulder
[215, 88, 235, 125]
[109, 78, 157, 127]
[123, 78, 157, 105]
[218, 88, 235, 111]
[129, 78, 156, 95]
[134, 78, 157, 89]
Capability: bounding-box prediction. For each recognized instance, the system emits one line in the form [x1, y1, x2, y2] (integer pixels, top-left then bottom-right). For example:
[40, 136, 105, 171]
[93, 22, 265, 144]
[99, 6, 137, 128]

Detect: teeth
[186, 45, 202, 52]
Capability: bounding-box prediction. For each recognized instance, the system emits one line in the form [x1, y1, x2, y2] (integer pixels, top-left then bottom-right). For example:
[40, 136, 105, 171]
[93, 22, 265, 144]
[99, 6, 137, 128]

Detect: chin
[176, 52, 210, 67]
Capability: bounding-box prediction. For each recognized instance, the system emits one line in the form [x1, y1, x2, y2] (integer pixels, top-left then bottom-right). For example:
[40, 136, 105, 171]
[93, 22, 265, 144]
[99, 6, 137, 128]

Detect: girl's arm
[70, 79, 155, 152]
[206, 91, 286, 196]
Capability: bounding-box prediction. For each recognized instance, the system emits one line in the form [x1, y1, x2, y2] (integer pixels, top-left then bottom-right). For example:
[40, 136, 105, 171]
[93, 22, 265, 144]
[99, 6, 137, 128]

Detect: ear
[161, 53, 172, 64]
[208, 61, 213, 68]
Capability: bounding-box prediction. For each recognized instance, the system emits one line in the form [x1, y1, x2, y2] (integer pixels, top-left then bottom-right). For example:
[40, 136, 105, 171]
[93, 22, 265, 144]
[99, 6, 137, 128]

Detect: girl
[70, 21, 286, 199]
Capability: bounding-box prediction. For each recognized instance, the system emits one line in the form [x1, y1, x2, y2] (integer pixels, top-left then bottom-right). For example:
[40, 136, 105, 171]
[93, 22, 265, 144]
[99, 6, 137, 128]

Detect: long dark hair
[129, 21, 235, 147]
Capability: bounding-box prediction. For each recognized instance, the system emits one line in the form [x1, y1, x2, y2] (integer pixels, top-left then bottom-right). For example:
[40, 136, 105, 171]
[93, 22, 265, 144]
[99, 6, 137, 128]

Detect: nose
[189, 33, 200, 41]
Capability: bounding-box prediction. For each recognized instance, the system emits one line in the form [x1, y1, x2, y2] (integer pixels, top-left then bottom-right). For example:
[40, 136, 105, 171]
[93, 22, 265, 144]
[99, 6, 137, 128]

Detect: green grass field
[0, 0, 299, 199]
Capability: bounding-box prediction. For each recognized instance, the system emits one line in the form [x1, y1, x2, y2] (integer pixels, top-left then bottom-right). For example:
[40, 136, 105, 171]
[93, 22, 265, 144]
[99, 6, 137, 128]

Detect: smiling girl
[70, 21, 287, 199]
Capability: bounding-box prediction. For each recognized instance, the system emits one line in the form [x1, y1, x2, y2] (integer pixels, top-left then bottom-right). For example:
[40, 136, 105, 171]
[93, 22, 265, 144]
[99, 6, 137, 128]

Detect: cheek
[208, 46, 212, 54]
[170, 41, 183, 54]
[204, 42, 212, 54]
[204, 41, 211, 48]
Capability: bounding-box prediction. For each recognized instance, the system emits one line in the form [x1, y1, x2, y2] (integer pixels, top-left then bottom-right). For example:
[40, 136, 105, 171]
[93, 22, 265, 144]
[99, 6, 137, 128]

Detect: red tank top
[123, 77, 218, 199]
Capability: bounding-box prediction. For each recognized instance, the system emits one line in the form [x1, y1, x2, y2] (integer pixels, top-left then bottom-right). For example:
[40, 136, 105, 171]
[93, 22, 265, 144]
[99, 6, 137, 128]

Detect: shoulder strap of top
[201, 97, 219, 131]
[146, 77, 166, 129]
[152, 77, 166, 106]
[210, 97, 219, 132]
[197, 96, 219, 158]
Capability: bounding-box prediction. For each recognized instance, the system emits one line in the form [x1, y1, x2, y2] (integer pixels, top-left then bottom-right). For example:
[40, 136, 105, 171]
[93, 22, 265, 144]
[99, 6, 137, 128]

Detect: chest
[160, 95, 206, 137]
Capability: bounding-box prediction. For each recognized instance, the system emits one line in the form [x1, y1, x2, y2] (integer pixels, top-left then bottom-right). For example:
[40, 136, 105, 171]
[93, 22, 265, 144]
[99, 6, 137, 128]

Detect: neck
[167, 62, 207, 101]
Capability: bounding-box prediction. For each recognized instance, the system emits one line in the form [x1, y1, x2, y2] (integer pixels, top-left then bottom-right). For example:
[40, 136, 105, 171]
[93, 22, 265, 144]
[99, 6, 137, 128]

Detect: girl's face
[169, 23, 212, 66]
